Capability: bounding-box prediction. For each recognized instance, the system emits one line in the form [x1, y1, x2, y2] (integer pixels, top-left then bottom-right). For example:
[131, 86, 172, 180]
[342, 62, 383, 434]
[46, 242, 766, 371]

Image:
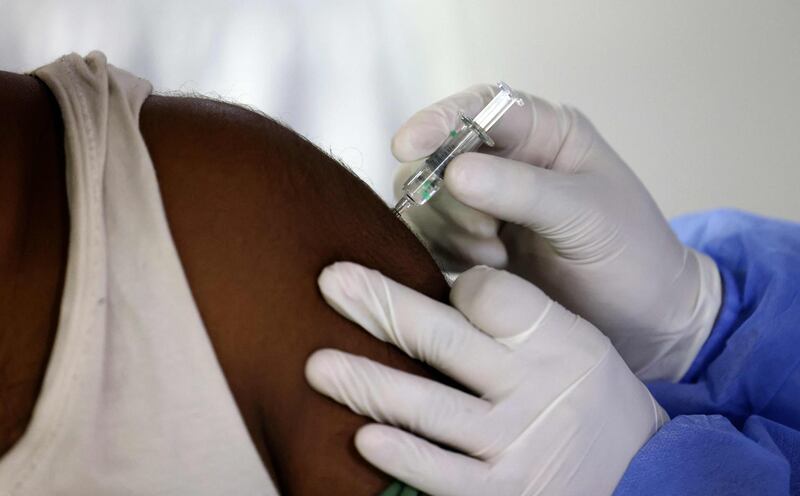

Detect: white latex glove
[306, 262, 668, 496]
[392, 85, 722, 381]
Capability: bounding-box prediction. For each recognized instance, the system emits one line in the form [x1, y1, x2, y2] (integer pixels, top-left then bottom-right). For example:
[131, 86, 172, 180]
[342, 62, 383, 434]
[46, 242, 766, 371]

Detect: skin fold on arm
[0, 72, 449, 495]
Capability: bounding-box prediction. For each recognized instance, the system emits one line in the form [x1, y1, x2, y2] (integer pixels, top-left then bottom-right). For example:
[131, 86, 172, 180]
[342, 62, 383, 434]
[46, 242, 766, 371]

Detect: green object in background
[379, 480, 423, 496]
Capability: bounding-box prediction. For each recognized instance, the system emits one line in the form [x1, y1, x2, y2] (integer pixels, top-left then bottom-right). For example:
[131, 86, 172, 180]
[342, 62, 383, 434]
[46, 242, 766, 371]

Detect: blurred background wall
[2, 0, 798, 220]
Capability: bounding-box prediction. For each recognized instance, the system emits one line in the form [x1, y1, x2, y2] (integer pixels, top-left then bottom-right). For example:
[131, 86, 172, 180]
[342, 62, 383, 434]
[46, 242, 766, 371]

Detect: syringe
[393, 81, 524, 216]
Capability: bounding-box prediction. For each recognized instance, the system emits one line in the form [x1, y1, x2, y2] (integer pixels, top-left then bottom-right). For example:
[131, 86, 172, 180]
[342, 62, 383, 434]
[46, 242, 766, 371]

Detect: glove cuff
[673, 249, 723, 379]
[636, 248, 722, 382]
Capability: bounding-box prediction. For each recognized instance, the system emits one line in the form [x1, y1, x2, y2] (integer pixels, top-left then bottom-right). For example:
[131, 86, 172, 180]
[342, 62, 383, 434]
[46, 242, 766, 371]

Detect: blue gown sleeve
[614, 209, 800, 496]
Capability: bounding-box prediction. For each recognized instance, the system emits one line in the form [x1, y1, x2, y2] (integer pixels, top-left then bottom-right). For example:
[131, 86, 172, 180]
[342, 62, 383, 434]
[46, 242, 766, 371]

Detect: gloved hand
[391, 85, 721, 381]
[306, 262, 668, 496]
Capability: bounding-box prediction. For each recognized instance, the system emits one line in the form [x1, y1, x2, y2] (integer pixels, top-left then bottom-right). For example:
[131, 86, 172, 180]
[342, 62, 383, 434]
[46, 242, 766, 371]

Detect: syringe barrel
[400, 116, 488, 206]
[395, 81, 524, 214]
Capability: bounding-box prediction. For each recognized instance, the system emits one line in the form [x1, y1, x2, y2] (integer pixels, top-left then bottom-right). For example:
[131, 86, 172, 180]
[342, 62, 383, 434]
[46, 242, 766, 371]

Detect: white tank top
[0, 52, 278, 495]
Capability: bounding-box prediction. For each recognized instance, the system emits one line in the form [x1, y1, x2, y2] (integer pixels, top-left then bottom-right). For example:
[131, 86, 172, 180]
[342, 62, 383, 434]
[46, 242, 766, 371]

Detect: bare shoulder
[139, 95, 448, 494]
[138, 94, 444, 300]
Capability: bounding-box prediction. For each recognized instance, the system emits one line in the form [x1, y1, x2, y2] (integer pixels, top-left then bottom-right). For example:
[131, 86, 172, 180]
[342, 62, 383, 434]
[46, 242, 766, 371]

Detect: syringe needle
[392, 196, 413, 217]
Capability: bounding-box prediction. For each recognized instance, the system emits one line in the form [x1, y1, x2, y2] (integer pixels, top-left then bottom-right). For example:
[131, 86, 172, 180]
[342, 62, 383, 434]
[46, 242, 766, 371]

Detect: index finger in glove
[393, 160, 501, 240]
[392, 84, 598, 173]
[391, 85, 498, 163]
[318, 262, 523, 396]
[305, 349, 495, 455]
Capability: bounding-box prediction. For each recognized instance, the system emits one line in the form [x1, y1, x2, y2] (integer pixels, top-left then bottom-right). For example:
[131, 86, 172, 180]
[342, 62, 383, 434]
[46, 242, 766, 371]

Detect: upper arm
[139, 95, 448, 495]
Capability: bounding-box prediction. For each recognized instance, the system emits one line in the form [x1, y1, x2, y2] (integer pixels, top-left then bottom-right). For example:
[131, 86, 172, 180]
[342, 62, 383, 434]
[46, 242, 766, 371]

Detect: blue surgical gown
[614, 209, 800, 496]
